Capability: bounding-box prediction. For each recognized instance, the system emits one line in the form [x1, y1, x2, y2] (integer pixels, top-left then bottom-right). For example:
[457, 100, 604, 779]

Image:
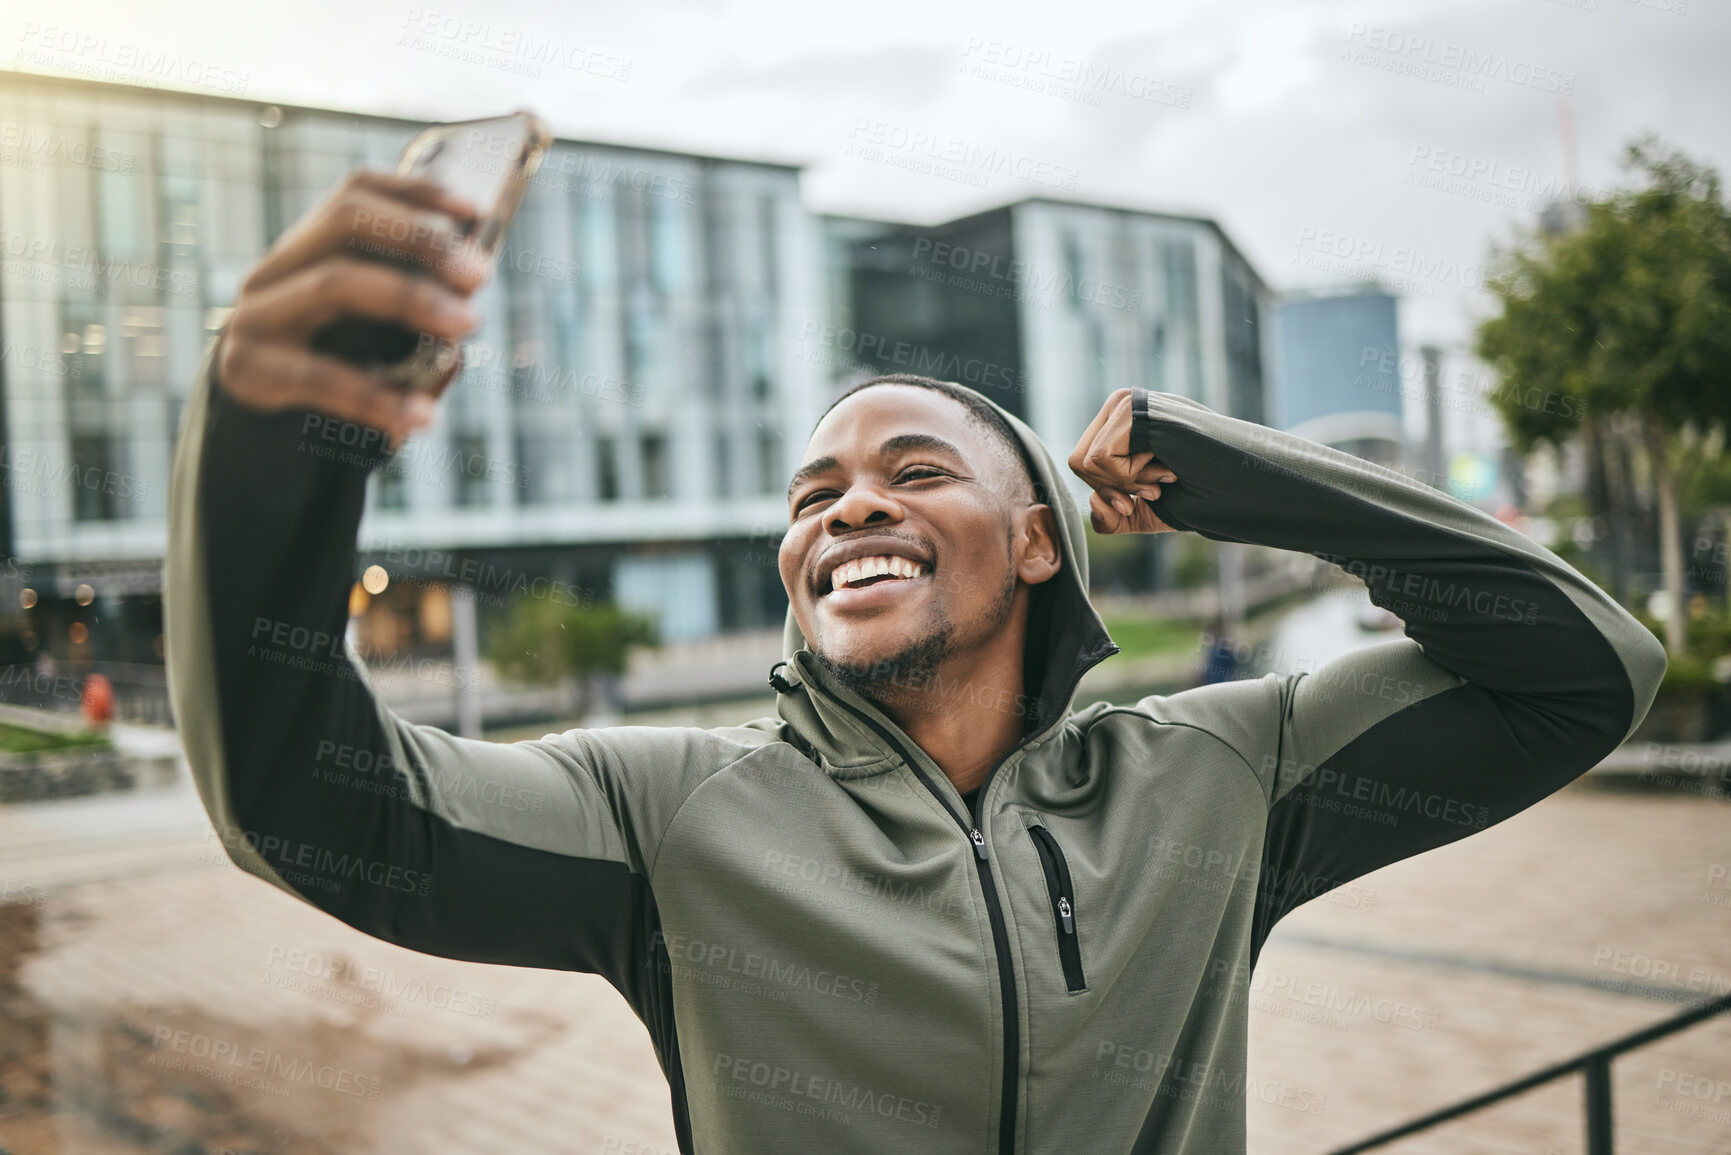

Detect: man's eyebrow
[785, 435, 968, 501]
[786, 455, 839, 501]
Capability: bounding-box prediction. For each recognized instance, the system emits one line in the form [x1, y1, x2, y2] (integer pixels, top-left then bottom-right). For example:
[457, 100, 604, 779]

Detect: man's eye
[794, 490, 837, 513]
[897, 467, 945, 482]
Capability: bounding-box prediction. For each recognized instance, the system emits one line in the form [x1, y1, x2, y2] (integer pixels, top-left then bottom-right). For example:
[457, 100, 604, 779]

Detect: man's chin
[811, 626, 954, 702]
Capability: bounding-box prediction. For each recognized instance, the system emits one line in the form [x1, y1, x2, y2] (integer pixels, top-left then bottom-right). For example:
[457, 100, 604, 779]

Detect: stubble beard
[813, 565, 1017, 712]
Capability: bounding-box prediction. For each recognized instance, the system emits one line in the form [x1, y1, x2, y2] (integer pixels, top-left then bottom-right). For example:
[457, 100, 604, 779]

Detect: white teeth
[828, 555, 928, 592]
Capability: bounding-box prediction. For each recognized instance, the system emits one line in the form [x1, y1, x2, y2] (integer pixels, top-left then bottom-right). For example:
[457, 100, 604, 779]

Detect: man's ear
[1014, 504, 1063, 585]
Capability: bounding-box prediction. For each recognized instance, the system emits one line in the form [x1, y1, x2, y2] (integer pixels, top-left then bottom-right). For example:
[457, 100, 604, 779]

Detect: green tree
[1477, 137, 1731, 655]
[485, 597, 658, 720]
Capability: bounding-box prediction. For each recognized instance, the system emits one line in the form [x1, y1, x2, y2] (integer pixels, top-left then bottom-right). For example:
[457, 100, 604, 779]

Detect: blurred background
[0, 1, 1728, 1152]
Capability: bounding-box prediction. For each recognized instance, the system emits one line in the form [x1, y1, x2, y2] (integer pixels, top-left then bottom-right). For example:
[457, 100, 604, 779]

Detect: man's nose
[824, 482, 902, 534]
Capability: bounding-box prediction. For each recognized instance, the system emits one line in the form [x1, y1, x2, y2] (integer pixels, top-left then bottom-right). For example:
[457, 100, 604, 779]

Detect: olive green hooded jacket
[165, 351, 1665, 1154]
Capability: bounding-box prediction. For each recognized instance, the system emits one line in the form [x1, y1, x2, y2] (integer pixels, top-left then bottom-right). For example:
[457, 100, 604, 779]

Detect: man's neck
[868, 652, 1029, 798]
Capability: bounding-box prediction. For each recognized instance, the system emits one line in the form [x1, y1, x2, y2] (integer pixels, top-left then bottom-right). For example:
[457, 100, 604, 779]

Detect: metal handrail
[1328, 990, 1731, 1154]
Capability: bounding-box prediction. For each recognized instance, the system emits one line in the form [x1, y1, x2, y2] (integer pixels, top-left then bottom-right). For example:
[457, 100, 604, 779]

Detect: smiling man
[167, 177, 1666, 1154]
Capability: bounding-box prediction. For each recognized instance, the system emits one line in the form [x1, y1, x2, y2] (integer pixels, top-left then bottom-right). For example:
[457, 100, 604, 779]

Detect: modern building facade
[1, 69, 1281, 667]
[0, 70, 819, 674]
[824, 198, 1276, 591]
[1269, 282, 1403, 466]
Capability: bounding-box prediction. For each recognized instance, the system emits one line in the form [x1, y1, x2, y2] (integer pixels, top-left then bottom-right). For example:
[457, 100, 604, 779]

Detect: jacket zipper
[807, 636, 1117, 1154]
[1027, 824, 1087, 993]
[826, 697, 1020, 1155]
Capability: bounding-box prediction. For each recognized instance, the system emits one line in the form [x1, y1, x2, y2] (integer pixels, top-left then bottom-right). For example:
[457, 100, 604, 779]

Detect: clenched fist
[1068, 388, 1180, 535]
[214, 172, 490, 448]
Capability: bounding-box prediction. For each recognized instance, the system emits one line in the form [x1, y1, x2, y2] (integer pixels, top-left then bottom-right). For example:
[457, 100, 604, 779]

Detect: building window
[376, 456, 409, 511]
[597, 437, 620, 501]
[713, 432, 733, 499]
[70, 434, 120, 522]
[453, 432, 491, 507]
[1063, 233, 1085, 310]
[757, 429, 781, 496]
[759, 192, 780, 298]
[642, 433, 670, 500]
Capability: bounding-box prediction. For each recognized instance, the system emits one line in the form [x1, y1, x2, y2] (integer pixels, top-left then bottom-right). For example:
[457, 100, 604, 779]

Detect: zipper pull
[969, 828, 988, 861]
[1058, 896, 1075, 935]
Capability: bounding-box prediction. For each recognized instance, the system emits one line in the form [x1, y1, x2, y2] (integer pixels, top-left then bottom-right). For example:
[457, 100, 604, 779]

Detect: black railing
[1329, 991, 1731, 1154]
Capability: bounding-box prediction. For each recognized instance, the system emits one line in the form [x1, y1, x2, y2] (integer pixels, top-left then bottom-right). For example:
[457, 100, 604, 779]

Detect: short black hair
[818, 374, 1045, 504]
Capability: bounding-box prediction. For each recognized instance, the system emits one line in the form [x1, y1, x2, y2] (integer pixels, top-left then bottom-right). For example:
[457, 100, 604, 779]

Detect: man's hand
[1068, 388, 1179, 535]
[215, 172, 490, 448]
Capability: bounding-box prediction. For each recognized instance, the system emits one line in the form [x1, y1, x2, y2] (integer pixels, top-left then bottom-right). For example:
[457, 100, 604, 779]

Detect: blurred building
[0, 70, 1281, 659]
[826, 199, 1272, 439]
[1269, 282, 1403, 467]
[0, 70, 817, 674]
[823, 200, 1274, 592]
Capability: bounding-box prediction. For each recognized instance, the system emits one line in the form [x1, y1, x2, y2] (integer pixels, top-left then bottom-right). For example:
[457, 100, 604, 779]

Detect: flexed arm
[1070, 388, 1666, 956]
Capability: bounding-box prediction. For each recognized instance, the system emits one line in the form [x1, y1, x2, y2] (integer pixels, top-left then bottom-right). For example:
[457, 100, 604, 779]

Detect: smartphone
[309, 110, 553, 391]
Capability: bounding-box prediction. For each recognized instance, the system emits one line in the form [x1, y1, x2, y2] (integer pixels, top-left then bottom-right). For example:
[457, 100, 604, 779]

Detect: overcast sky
[7, 0, 1727, 351]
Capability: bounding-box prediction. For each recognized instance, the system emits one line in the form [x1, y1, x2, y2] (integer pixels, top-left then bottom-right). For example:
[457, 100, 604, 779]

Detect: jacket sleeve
[1124, 388, 1666, 958]
[163, 342, 717, 988]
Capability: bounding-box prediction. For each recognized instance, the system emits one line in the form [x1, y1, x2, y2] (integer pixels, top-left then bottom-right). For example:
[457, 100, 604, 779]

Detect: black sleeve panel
[1125, 387, 1665, 963]
[190, 373, 681, 1041]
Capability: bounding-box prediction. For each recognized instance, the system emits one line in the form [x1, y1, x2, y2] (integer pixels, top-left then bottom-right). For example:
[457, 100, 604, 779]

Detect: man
[165, 174, 1665, 1154]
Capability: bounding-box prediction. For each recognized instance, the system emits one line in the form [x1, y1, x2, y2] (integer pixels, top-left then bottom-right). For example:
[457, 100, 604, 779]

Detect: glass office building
[1269, 282, 1403, 465]
[0, 71, 819, 671]
[1, 70, 1278, 659]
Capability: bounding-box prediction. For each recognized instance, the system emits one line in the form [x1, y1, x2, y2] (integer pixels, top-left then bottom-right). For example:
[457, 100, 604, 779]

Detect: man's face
[778, 385, 1057, 688]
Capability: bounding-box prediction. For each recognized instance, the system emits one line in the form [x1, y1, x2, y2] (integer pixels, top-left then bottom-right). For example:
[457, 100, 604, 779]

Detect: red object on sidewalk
[82, 673, 114, 727]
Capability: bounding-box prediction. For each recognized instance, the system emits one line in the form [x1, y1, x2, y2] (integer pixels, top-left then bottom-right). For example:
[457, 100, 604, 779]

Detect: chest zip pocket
[1028, 823, 1087, 993]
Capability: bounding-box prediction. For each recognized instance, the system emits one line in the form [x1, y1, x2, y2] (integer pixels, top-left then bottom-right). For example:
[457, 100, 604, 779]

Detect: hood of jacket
[773, 385, 1119, 772]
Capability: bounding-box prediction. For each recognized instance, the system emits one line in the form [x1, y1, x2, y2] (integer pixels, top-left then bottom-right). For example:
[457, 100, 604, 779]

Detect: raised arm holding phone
[165, 114, 1665, 1155]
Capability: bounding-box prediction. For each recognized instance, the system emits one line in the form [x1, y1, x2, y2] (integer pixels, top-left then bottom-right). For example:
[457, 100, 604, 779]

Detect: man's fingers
[244, 181, 488, 296]
[423, 346, 465, 402]
[347, 170, 481, 222]
[219, 338, 428, 441]
[243, 258, 479, 343]
[1088, 489, 1126, 534]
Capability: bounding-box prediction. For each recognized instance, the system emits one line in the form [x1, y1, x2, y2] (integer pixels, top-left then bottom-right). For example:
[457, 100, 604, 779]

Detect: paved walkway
[1, 732, 1727, 1154]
